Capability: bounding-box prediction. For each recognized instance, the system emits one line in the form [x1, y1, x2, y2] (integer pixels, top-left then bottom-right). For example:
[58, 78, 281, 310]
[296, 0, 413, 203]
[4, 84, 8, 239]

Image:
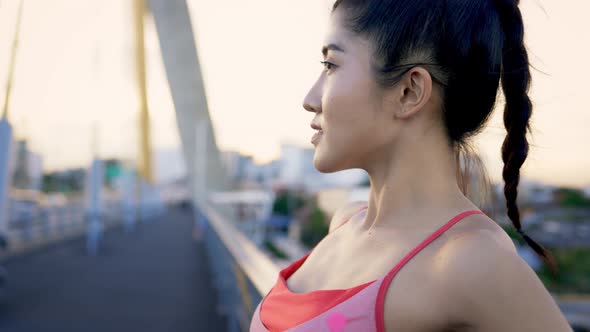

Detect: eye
[320, 60, 337, 71]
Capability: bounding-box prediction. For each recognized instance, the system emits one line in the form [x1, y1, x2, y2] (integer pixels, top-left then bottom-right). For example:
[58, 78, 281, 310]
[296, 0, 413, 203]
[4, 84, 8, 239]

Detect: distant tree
[272, 190, 305, 216]
[537, 248, 590, 294]
[41, 169, 85, 194]
[300, 201, 328, 248]
[42, 174, 58, 193]
[553, 188, 590, 207]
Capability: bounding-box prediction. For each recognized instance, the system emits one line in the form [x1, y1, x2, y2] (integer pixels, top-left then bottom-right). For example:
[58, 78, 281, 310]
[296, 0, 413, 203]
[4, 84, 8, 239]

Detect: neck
[359, 133, 476, 232]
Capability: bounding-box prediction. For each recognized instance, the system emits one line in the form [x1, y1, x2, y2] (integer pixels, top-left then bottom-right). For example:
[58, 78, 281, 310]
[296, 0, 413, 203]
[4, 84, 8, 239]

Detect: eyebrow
[322, 43, 345, 57]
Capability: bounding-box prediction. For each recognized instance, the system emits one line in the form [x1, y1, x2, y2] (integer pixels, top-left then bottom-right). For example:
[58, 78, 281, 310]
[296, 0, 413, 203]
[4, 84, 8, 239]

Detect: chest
[285, 231, 461, 332]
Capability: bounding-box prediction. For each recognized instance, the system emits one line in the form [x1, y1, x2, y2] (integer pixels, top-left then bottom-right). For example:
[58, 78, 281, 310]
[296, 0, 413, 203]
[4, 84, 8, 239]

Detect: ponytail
[496, 0, 558, 275]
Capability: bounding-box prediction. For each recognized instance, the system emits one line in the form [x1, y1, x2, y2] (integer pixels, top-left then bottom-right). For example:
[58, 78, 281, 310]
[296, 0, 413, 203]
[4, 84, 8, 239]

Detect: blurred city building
[154, 148, 187, 185]
[221, 143, 368, 193]
[10, 139, 43, 191]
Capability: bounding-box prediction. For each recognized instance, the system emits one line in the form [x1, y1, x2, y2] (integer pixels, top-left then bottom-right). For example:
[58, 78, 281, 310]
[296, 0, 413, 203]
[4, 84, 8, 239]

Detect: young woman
[250, 0, 572, 331]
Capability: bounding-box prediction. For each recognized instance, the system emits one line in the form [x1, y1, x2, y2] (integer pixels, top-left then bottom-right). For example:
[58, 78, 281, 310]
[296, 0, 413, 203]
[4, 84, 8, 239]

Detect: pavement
[0, 207, 227, 332]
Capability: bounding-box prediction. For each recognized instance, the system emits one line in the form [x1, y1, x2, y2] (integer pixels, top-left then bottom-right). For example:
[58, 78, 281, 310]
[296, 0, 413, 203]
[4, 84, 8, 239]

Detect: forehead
[323, 9, 372, 63]
[324, 10, 362, 49]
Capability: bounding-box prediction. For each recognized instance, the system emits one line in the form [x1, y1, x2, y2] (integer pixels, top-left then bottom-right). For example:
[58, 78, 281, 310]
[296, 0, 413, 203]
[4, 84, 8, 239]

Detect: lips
[311, 130, 323, 145]
[310, 122, 323, 145]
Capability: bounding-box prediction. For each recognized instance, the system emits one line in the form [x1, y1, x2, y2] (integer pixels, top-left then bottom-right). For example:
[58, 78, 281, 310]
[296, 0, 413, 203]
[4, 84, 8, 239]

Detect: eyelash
[320, 60, 336, 71]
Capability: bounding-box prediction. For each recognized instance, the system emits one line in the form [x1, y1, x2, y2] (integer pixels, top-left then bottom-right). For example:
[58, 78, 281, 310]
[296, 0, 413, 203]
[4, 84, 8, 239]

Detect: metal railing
[0, 196, 125, 260]
[197, 201, 280, 332]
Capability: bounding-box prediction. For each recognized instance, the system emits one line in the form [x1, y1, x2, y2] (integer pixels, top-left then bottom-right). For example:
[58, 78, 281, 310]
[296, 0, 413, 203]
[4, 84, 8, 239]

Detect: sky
[0, 0, 588, 189]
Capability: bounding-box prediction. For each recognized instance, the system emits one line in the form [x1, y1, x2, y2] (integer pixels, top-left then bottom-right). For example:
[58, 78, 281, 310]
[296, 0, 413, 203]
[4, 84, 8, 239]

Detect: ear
[394, 67, 433, 120]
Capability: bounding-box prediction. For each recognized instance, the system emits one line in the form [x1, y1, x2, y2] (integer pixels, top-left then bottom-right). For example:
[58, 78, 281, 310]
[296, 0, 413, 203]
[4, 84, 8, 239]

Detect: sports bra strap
[374, 209, 485, 332]
[385, 209, 484, 278]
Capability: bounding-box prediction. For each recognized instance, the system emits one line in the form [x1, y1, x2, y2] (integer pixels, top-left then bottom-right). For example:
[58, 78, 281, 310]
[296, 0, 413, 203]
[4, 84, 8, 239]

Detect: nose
[303, 76, 322, 114]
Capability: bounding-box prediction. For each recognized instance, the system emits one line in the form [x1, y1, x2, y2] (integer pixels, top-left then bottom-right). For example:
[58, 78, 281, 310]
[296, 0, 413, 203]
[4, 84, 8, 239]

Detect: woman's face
[303, 10, 402, 173]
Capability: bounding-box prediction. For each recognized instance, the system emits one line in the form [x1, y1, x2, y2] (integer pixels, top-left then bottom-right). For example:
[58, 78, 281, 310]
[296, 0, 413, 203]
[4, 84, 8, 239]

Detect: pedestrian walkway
[0, 207, 226, 332]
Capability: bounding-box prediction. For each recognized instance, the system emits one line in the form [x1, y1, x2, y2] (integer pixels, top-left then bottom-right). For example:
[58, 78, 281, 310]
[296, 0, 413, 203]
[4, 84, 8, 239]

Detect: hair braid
[496, 0, 558, 275]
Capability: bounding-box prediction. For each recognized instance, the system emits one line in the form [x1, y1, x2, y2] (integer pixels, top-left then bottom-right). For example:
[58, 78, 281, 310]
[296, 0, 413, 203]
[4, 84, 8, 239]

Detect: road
[0, 207, 226, 332]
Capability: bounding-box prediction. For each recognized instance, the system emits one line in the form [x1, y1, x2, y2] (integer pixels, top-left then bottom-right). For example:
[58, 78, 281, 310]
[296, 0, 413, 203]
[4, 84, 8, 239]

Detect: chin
[313, 151, 349, 173]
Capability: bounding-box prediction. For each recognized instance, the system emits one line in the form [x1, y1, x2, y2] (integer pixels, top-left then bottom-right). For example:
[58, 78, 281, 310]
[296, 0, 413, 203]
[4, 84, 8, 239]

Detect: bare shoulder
[438, 221, 572, 331]
[328, 201, 368, 233]
[447, 212, 518, 254]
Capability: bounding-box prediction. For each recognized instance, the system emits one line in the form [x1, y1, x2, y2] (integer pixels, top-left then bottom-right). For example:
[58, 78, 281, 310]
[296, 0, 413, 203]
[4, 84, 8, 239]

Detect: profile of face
[303, 9, 435, 174]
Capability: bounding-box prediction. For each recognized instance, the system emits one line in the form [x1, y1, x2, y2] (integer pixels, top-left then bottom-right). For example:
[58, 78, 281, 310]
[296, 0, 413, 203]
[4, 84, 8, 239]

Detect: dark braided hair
[332, 0, 558, 274]
[494, 0, 558, 274]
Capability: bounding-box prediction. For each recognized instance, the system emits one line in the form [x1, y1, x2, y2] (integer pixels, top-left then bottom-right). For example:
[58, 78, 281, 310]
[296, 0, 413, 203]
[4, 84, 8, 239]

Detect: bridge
[0, 1, 587, 331]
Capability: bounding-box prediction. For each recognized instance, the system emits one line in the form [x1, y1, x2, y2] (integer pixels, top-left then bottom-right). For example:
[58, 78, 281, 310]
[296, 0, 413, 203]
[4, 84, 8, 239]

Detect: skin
[292, 8, 573, 332]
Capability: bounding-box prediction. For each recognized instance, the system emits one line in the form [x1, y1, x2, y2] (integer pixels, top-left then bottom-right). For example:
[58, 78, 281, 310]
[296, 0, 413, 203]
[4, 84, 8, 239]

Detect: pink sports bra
[250, 206, 485, 332]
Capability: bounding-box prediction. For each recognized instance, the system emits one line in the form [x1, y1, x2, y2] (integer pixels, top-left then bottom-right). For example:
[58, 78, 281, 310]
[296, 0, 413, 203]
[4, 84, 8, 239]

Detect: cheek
[322, 71, 376, 133]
